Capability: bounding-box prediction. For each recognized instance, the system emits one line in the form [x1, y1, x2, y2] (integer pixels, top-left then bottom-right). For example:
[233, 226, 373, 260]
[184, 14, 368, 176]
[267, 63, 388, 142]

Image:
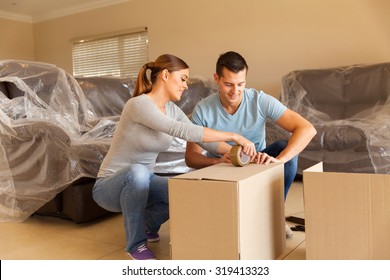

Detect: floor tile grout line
[282, 239, 306, 260]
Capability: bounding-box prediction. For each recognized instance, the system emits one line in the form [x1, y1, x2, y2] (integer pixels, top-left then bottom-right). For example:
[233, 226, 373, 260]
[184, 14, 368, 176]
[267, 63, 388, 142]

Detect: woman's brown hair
[133, 54, 189, 97]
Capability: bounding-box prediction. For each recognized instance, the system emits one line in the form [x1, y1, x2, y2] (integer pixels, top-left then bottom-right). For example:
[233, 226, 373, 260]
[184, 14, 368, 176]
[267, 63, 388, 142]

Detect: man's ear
[213, 73, 219, 82]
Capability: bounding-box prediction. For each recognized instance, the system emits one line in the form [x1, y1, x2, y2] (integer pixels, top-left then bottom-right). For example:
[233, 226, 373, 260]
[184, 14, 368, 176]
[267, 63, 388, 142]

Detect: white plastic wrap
[0, 60, 112, 222]
[275, 62, 390, 174]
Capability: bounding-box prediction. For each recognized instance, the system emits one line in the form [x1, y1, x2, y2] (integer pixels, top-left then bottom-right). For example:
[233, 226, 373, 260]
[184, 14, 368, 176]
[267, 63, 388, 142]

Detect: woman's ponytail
[133, 62, 154, 97]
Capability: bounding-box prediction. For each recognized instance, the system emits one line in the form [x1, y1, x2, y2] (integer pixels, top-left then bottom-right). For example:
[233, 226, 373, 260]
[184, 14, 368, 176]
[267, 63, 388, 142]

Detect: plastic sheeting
[0, 60, 115, 222]
[277, 62, 390, 174]
[0, 60, 217, 222]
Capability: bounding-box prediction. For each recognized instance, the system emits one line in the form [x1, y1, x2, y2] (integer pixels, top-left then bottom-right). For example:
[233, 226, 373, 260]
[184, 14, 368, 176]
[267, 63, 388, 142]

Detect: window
[72, 28, 148, 78]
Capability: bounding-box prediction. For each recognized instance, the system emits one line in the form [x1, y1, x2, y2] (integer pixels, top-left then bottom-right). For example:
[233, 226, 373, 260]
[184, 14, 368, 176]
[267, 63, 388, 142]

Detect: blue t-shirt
[191, 88, 287, 157]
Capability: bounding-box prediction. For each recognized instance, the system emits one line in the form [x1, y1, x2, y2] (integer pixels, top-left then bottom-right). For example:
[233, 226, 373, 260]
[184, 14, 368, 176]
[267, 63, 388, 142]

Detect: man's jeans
[92, 164, 169, 253]
[262, 140, 298, 201]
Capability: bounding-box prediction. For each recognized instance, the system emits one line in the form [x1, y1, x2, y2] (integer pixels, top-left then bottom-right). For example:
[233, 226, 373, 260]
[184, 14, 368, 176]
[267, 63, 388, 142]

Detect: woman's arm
[202, 127, 255, 155]
[129, 97, 256, 156]
[185, 142, 232, 169]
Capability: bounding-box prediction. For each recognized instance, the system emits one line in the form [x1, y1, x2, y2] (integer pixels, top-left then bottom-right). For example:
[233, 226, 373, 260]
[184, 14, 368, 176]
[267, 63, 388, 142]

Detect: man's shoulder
[244, 88, 278, 103]
[244, 87, 265, 96]
[195, 92, 219, 108]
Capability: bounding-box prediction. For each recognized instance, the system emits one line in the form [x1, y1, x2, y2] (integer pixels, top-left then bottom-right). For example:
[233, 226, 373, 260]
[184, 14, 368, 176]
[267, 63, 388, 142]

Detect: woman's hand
[234, 135, 256, 157]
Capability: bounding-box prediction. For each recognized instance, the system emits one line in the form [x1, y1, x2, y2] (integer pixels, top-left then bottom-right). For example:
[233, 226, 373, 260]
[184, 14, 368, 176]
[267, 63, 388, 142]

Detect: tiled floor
[0, 180, 305, 260]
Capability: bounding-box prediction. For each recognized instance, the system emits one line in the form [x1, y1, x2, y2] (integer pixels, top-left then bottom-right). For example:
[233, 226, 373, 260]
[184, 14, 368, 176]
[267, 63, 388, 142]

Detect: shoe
[146, 231, 160, 243]
[127, 243, 156, 260]
[285, 223, 293, 239]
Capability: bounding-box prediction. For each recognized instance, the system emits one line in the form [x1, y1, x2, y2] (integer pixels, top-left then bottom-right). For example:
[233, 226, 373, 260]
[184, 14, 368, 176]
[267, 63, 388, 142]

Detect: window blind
[72, 29, 148, 78]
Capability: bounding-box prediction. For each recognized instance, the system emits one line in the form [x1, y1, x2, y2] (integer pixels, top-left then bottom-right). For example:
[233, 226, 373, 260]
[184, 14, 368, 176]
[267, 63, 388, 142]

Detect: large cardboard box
[168, 162, 285, 260]
[303, 162, 390, 259]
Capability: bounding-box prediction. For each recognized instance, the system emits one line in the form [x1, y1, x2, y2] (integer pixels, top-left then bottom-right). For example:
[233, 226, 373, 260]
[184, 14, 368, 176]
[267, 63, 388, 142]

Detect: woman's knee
[124, 164, 150, 190]
[92, 179, 122, 212]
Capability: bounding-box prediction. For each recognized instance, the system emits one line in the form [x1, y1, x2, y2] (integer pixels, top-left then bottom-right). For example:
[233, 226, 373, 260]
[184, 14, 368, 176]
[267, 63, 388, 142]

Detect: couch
[266, 62, 390, 174]
[0, 60, 217, 223]
[35, 76, 133, 223]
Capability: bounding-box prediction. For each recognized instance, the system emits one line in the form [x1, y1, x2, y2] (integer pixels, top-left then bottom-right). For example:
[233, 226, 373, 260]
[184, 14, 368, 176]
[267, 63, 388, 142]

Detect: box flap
[172, 162, 283, 182]
[303, 161, 323, 173]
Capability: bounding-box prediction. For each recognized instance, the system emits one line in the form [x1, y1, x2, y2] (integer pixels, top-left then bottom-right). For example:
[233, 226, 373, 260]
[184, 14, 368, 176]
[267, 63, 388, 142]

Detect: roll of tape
[230, 145, 251, 167]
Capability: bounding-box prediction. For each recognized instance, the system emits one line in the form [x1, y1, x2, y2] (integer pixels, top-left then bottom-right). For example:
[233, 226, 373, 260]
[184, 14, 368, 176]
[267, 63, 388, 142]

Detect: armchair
[0, 60, 121, 222]
[267, 62, 390, 174]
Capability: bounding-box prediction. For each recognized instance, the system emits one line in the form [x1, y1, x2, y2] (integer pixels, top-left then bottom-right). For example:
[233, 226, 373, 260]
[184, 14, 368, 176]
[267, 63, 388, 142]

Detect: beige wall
[13, 0, 390, 96]
[0, 18, 35, 61]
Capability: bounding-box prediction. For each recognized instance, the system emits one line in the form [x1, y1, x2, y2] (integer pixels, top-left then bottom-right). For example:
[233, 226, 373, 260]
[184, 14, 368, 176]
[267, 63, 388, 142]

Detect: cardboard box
[168, 162, 285, 260]
[303, 162, 390, 259]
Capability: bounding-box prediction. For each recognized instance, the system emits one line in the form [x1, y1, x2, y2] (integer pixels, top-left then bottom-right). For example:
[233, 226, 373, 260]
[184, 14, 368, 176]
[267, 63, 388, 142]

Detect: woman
[92, 54, 256, 260]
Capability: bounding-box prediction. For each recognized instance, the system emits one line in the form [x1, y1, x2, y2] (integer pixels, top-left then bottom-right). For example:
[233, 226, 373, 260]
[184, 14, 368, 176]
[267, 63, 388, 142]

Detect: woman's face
[165, 68, 189, 101]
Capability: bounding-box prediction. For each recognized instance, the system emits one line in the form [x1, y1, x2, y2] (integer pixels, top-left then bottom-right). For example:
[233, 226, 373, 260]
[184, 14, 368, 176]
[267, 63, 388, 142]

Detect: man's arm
[185, 141, 232, 169]
[274, 108, 317, 163]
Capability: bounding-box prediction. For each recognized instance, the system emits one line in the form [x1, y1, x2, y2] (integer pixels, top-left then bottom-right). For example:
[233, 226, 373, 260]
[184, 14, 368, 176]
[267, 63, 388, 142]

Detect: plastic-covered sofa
[0, 60, 118, 223]
[266, 62, 390, 174]
[36, 76, 134, 223]
[0, 60, 216, 223]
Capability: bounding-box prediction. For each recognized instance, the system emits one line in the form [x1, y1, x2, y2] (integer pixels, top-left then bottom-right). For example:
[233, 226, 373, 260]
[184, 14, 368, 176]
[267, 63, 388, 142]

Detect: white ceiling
[0, 0, 131, 22]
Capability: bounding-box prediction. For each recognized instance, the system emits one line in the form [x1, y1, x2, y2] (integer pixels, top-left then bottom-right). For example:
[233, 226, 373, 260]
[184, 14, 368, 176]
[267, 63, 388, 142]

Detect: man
[185, 51, 316, 238]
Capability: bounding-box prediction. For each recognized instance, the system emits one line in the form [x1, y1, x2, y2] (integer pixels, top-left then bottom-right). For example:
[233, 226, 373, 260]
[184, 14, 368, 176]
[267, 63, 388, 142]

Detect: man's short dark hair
[216, 51, 248, 77]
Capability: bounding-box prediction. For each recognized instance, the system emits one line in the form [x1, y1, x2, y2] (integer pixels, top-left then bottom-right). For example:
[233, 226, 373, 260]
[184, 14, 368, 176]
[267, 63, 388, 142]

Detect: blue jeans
[262, 140, 298, 201]
[92, 164, 169, 253]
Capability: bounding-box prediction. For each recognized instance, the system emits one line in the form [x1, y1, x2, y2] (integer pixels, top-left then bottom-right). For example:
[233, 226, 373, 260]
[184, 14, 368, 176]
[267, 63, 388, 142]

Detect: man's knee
[284, 156, 298, 181]
[263, 140, 288, 156]
[273, 140, 288, 152]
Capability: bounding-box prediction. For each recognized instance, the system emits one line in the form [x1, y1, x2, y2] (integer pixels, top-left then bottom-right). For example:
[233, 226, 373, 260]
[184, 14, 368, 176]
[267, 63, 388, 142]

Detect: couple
[92, 52, 316, 260]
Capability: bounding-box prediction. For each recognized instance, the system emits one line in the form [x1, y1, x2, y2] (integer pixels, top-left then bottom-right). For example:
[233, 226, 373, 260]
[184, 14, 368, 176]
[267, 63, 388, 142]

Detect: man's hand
[252, 152, 283, 165]
[219, 152, 231, 164]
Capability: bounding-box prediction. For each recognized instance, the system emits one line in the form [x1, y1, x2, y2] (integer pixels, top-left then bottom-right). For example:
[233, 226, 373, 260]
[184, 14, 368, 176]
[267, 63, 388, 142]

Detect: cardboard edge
[302, 161, 323, 173]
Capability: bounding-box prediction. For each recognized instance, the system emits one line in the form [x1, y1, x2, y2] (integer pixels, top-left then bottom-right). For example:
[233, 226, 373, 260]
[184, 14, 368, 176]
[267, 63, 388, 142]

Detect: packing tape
[230, 145, 251, 167]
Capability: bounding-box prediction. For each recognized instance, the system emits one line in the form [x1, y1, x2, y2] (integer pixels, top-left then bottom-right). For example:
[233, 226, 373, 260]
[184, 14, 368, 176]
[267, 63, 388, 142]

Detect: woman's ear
[162, 69, 169, 82]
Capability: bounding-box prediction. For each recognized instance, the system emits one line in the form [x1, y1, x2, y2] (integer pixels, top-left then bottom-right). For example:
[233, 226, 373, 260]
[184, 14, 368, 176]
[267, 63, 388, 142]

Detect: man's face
[214, 67, 246, 108]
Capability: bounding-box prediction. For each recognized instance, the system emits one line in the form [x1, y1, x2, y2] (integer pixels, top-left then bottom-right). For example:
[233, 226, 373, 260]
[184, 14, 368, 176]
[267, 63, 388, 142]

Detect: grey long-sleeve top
[97, 94, 211, 177]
